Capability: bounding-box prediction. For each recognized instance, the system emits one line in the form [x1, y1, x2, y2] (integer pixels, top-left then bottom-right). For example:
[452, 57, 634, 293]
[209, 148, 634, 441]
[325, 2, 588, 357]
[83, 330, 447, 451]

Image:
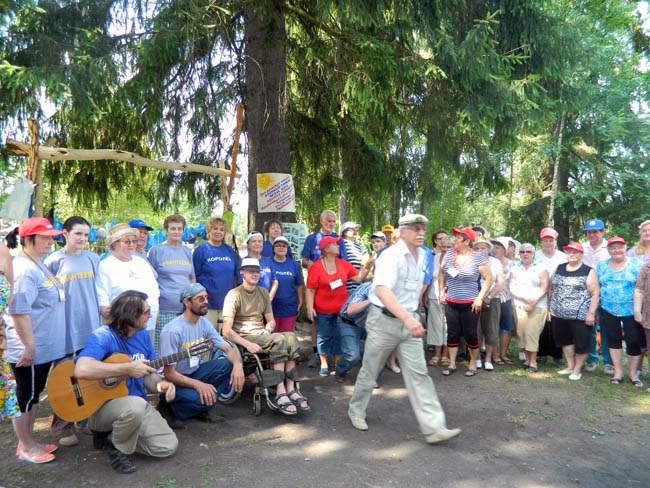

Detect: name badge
[329, 278, 344, 290]
[448, 267, 459, 278]
[58, 288, 66, 302]
[404, 279, 419, 292]
[189, 356, 200, 368]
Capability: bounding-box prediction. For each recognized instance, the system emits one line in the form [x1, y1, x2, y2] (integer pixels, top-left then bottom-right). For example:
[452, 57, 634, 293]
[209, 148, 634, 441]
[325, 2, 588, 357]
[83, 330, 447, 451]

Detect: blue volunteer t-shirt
[237, 255, 276, 291]
[300, 231, 346, 263]
[192, 242, 239, 309]
[421, 245, 434, 286]
[148, 243, 196, 313]
[76, 326, 155, 401]
[270, 258, 303, 317]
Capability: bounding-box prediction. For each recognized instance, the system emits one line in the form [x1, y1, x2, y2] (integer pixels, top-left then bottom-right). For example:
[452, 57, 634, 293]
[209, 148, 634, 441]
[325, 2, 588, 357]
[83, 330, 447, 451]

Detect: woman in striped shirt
[438, 228, 492, 377]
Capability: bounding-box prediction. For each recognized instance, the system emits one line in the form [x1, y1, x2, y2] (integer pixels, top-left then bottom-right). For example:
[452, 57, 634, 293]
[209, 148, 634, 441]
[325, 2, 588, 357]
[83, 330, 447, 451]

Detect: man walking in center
[348, 214, 461, 444]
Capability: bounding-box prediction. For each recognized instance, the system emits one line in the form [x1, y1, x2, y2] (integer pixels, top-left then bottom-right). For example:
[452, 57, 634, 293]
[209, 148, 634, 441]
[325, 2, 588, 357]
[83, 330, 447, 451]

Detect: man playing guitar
[74, 290, 178, 474]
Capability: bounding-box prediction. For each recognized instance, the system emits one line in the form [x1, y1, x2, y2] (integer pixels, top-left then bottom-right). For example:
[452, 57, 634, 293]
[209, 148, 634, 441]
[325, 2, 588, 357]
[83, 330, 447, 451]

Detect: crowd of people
[1, 210, 649, 472]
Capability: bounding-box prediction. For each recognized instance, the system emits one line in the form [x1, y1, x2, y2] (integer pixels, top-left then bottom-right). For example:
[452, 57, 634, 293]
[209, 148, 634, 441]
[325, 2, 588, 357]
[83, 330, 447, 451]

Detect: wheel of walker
[253, 395, 262, 416]
[217, 386, 241, 405]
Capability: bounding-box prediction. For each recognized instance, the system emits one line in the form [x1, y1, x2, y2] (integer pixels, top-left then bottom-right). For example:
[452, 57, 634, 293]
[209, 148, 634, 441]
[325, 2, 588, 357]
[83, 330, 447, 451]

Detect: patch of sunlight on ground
[620, 394, 650, 415]
[272, 438, 348, 458]
[366, 441, 420, 460]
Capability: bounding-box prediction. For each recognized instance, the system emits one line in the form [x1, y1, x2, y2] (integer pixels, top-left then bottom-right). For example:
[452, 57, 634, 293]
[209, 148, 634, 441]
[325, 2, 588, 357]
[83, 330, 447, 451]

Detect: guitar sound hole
[101, 377, 120, 389]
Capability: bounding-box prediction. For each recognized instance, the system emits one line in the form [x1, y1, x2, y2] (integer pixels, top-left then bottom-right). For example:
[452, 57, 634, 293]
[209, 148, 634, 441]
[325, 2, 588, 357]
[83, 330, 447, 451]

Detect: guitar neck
[149, 349, 191, 370]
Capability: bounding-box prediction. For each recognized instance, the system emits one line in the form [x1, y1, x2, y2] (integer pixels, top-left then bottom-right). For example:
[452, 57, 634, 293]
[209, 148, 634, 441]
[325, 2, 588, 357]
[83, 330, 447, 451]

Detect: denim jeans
[315, 313, 342, 355]
[336, 321, 367, 377]
[169, 356, 233, 420]
[587, 309, 612, 366]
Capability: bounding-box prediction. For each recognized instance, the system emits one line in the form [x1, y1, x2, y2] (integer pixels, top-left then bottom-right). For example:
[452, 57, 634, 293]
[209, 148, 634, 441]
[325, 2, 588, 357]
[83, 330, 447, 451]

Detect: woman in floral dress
[0, 239, 19, 422]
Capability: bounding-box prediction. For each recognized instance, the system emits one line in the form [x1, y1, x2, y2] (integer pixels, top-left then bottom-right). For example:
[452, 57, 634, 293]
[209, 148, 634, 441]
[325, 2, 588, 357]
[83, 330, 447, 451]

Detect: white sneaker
[557, 369, 572, 376]
[58, 433, 79, 447]
[476, 359, 483, 369]
[584, 363, 598, 372]
[568, 373, 582, 381]
[348, 412, 368, 431]
[603, 364, 615, 375]
[484, 362, 494, 371]
[387, 363, 401, 374]
[425, 428, 462, 444]
[518, 351, 526, 361]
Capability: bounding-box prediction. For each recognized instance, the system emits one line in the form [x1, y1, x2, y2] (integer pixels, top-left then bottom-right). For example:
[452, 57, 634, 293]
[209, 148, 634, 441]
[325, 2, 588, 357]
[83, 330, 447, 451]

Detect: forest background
[2, 0, 650, 246]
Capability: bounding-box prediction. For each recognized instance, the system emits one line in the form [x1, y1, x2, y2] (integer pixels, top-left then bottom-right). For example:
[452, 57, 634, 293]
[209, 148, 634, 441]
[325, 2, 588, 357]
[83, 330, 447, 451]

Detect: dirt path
[1, 322, 648, 488]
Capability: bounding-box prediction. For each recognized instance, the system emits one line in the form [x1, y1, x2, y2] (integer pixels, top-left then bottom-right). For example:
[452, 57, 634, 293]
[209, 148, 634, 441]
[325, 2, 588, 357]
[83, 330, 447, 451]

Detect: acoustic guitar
[48, 339, 214, 422]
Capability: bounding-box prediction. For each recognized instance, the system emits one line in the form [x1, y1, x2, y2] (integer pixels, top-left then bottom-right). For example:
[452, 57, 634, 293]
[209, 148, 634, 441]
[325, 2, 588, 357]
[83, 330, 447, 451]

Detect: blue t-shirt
[339, 282, 371, 327]
[238, 255, 276, 291]
[262, 240, 294, 259]
[300, 231, 346, 263]
[148, 243, 196, 313]
[596, 258, 643, 317]
[45, 250, 102, 354]
[77, 325, 155, 401]
[192, 242, 240, 310]
[160, 315, 226, 376]
[270, 258, 303, 317]
[421, 245, 434, 286]
[6, 255, 67, 364]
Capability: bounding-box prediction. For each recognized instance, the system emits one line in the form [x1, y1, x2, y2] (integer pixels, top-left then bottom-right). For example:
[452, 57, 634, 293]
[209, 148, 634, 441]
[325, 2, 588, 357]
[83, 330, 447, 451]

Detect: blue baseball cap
[584, 219, 604, 231]
[129, 219, 153, 231]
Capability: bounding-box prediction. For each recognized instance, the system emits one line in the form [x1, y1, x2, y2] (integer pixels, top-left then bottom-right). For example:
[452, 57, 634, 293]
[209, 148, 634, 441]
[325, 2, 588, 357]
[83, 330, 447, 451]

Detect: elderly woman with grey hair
[509, 243, 549, 372]
[96, 224, 160, 340]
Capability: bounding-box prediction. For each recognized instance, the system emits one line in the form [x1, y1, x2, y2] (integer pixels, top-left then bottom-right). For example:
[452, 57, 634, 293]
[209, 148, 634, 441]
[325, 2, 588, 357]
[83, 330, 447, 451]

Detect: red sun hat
[607, 236, 626, 246]
[18, 217, 63, 237]
[452, 227, 476, 243]
[562, 242, 584, 253]
[540, 227, 559, 239]
[318, 235, 341, 251]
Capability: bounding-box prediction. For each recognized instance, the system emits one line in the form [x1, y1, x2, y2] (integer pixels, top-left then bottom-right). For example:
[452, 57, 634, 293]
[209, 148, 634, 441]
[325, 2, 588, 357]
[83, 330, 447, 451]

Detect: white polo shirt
[369, 238, 425, 313]
[582, 239, 608, 268]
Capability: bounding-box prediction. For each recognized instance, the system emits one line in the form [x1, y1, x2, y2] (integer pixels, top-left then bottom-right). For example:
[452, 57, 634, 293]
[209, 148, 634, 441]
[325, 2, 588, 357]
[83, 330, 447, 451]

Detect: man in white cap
[348, 214, 461, 444]
[221, 258, 310, 416]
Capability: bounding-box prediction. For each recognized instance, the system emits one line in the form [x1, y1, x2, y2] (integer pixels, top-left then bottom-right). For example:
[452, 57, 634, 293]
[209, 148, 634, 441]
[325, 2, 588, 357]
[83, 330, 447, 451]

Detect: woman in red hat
[306, 236, 370, 376]
[438, 228, 493, 377]
[5, 217, 66, 464]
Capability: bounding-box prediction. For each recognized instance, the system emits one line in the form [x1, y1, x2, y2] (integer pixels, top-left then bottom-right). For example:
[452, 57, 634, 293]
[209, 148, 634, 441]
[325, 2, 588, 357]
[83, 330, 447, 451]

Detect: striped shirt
[442, 249, 487, 303]
[339, 282, 371, 327]
[344, 240, 364, 294]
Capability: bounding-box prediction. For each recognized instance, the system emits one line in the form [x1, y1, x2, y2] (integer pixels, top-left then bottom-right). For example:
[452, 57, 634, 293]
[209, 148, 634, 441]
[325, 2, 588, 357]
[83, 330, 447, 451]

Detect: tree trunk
[244, 1, 294, 231]
[547, 112, 566, 227]
[337, 134, 347, 226]
[554, 154, 570, 247]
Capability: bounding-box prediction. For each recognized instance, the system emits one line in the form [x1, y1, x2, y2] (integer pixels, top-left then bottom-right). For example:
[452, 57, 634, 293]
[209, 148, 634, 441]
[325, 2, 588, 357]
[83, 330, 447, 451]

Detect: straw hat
[106, 223, 139, 249]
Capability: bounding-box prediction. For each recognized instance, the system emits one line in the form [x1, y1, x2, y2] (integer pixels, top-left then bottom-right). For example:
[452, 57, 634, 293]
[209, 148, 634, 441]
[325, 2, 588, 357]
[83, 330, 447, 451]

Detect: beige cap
[106, 223, 139, 249]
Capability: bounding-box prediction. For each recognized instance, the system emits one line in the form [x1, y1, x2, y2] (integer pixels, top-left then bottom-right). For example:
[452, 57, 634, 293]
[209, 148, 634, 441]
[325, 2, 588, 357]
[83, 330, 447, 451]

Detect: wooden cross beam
[6, 139, 240, 178]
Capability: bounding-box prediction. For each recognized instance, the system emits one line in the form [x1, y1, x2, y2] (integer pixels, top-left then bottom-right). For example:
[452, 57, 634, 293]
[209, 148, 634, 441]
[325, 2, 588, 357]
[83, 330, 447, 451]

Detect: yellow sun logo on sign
[257, 173, 273, 190]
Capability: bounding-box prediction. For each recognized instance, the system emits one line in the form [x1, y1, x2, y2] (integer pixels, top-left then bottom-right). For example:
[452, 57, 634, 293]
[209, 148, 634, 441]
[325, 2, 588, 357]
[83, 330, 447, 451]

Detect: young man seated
[158, 283, 245, 429]
[74, 291, 178, 474]
[222, 257, 309, 416]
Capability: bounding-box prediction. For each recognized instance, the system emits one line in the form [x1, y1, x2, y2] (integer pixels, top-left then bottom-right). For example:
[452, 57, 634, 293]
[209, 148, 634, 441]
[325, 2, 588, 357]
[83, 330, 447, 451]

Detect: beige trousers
[349, 306, 447, 436]
[88, 396, 178, 457]
[514, 305, 547, 352]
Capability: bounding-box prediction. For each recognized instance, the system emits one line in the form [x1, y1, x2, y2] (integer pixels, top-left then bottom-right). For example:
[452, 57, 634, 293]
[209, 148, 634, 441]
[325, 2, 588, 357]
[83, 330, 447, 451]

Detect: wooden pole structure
[6, 139, 240, 178]
[27, 119, 44, 217]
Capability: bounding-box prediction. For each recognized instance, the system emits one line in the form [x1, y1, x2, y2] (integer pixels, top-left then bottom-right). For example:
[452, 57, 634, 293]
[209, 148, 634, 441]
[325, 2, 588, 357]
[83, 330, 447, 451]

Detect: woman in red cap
[548, 243, 600, 381]
[438, 228, 493, 377]
[306, 236, 370, 376]
[5, 217, 66, 463]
